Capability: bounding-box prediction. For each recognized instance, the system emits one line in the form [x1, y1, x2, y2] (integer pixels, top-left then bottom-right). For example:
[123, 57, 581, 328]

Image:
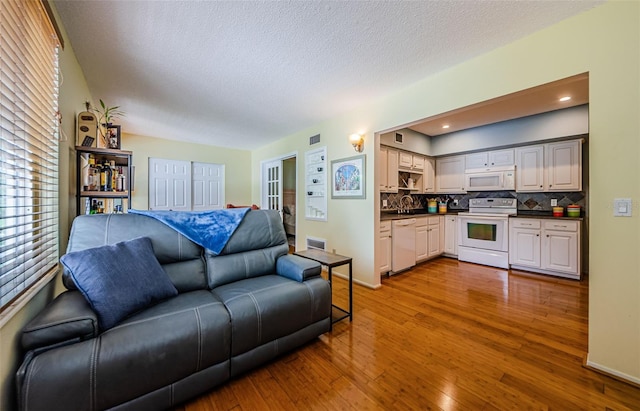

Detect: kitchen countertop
[380, 209, 460, 221]
[380, 209, 584, 221]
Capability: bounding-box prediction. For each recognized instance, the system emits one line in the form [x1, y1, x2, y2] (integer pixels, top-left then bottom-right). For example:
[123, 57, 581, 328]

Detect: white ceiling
[54, 0, 602, 150]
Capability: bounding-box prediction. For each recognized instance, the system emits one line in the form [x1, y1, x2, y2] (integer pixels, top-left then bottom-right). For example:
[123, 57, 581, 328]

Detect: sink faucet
[399, 195, 414, 213]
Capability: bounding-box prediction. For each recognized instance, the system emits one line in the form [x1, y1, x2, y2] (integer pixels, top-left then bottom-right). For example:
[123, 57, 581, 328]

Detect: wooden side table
[294, 249, 352, 328]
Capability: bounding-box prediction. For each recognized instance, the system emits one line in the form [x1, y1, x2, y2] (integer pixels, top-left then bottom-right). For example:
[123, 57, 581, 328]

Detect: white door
[192, 162, 225, 210]
[415, 224, 428, 261]
[148, 158, 191, 211]
[546, 140, 581, 191]
[262, 159, 283, 214]
[427, 222, 441, 258]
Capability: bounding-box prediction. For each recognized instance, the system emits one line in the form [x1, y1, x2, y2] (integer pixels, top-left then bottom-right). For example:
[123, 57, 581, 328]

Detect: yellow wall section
[252, 1, 640, 381]
[121, 133, 252, 210]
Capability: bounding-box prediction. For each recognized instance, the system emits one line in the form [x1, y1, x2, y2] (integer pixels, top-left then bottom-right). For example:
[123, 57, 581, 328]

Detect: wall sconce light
[349, 133, 364, 153]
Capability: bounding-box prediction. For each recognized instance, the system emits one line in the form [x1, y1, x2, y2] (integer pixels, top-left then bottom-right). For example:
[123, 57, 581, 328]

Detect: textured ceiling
[54, 1, 602, 150]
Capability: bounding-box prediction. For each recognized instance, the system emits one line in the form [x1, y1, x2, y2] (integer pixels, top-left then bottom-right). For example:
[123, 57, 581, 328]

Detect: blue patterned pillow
[61, 237, 178, 330]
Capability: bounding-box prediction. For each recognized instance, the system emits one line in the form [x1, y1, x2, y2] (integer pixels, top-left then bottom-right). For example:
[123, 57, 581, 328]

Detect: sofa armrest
[21, 290, 98, 352]
[276, 254, 321, 282]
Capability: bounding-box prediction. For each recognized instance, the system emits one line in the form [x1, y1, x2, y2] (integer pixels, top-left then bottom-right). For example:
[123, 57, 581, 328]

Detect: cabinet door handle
[540, 185, 543, 188]
[536, 234, 539, 237]
[546, 235, 550, 237]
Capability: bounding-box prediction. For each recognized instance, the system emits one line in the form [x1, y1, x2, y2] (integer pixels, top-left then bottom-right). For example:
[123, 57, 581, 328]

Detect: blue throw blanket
[129, 208, 250, 255]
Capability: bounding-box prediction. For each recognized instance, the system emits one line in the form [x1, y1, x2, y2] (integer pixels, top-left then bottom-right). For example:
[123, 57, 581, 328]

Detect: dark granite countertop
[380, 209, 462, 221]
[512, 210, 584, 221]
[380, 209, 584, 221]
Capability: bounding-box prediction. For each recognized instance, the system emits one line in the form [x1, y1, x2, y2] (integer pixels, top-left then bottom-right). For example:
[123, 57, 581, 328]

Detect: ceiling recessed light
[442, 124, 450, 129]
[559, 96, 571, 102]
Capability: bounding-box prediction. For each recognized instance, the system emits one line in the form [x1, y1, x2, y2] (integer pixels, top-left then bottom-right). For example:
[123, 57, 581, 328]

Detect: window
[0, 0, 60, 310]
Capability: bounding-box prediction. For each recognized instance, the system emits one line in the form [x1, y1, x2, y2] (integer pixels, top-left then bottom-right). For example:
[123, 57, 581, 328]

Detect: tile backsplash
[381, 190, 586, 212]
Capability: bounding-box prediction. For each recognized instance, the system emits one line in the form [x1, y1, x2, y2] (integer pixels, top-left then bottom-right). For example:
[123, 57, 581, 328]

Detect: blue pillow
[61, 237, 178, 330]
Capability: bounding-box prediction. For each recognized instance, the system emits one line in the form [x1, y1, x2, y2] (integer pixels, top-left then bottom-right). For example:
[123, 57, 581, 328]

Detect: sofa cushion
[211, 275, 331, 356]
[61, 237, 178, 330]
[64, 214, 208, 293]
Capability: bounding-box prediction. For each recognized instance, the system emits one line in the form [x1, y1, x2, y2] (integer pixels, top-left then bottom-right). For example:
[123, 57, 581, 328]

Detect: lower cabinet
[509, 218, 581, 279]
[416, 216, 444, 263]
[379, 221, 392, 274]
[443, 215, 458, 257]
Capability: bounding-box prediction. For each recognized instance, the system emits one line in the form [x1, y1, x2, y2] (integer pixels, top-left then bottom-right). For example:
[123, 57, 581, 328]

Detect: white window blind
[0, 0, 60, 309]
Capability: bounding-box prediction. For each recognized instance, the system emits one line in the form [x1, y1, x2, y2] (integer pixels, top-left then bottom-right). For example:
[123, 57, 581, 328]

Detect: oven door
[458, 215, 508, 252]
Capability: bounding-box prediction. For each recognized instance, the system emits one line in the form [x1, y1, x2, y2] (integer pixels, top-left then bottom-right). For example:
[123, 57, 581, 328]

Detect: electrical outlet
[383, 199, 388, 208]
[551, 199, 558, 206]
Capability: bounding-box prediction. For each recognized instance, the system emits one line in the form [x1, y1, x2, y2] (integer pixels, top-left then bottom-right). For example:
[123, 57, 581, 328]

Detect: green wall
[122, 133, 252, 210]
[251, 1, 640, 382]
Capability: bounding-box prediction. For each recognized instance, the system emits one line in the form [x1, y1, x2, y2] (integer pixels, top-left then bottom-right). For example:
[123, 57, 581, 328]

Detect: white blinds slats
[0, 0, 60, 309]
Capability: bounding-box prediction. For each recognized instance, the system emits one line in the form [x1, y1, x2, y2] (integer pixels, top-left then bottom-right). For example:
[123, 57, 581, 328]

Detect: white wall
[251, 1, 640, 383]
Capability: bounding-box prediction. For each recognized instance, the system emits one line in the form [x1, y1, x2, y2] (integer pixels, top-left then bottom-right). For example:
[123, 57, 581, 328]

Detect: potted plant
[91, 99, 125, 148]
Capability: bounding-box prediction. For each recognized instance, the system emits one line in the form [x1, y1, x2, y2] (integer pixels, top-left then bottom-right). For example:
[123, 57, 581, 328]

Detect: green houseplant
[92, 99, 125, 148]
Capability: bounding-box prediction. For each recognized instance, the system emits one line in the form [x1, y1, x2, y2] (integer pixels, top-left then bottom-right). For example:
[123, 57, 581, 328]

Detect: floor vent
[306, 236, 326, 250]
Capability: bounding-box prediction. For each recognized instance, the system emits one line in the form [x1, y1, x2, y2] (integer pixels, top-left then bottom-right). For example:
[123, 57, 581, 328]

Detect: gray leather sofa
[16, 210, 331, 411]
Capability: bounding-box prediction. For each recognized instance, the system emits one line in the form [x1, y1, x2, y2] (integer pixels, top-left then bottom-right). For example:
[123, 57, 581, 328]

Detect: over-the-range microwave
[464, 165, 515, 191]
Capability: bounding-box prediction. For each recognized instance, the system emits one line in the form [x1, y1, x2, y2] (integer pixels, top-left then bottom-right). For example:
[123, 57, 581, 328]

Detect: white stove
[457, 198, 517, 269]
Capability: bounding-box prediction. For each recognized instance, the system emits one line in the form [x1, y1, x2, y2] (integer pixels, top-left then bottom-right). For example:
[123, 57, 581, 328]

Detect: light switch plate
[613, 198, 632, 217]
[550, 199, 558, 206]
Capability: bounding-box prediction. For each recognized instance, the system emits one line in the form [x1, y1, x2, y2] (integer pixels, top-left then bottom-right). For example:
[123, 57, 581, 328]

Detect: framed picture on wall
[331, 154, 365, 199]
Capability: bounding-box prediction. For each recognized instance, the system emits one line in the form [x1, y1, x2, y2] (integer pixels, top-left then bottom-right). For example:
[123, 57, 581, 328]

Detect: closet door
[148, 158, 191, 211]
[192, 162, 225, 210]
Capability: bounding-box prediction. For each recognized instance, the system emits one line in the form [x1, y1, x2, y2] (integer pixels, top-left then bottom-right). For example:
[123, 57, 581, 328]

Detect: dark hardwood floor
[175, 257, 640, 410]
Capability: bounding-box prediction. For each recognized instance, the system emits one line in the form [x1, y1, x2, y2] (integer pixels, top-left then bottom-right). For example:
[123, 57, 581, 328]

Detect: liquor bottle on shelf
[101, 162, 112, 191]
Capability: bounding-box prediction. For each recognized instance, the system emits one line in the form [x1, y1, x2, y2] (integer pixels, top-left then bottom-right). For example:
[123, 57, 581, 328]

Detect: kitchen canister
[438, 201, 447, 214]
[427, 199, 437, 213]
[552, 206, 564, 217]
[567, 204, 581, 217]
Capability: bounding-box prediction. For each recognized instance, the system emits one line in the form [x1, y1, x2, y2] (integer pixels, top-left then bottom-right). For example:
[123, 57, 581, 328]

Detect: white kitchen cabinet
[509, 219, 542, 268]
[415, 216, 443, 262]
[515, 145, 544, 192]
[379, 146, 398, 193]
[379, 221, 392, 274]
[436, 155, 466, 193]
[542, 220, 579, 275]
[509, 218, 580, 279]
[546, 139, 582, 191]
[427, 216, 443, 259]
[399, 152, 425, 172]
[465, 148, 514, 169]
[415, 217, 428, 262]
[422, 157, 435, 193]
[443, 215, 458, 257]
[516, 139, 582, 193]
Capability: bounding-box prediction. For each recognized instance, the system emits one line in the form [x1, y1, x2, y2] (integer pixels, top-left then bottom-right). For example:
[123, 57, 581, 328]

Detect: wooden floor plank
[177, 257, 640, 410]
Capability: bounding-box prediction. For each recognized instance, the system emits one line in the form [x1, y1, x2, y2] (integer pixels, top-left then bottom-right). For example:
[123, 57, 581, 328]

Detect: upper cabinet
[379, 146, 399, 193]
[399, 151, 424, 172]
[516, 139, 582, 192]
[436, 155, 466, 193]
[545, 139, 582, 191]
[465, 148, 514, 169]
[422, 157, 435, 193]
[515, 145, 545, 192]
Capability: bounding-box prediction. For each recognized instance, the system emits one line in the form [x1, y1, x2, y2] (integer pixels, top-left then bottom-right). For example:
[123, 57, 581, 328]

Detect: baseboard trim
[584, 355, 640, 387]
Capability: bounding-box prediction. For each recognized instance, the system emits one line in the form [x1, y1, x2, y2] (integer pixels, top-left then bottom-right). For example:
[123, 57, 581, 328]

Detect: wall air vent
[306, 236, 326, 250]
[395, 132, 404, 144]
[309, 134, 320, 145]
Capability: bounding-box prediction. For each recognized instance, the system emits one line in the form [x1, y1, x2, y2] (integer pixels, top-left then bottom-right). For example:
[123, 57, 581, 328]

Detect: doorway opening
[261, 153, 297, 252]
